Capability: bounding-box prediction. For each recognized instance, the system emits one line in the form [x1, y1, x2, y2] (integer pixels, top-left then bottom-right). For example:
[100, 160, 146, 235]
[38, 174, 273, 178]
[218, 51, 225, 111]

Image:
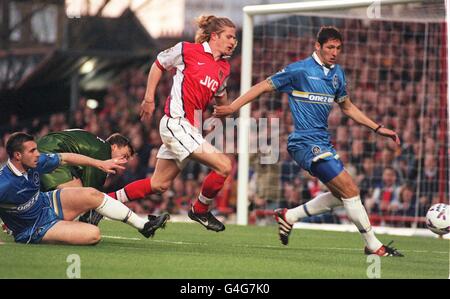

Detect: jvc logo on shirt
[200, 75, 219, 92]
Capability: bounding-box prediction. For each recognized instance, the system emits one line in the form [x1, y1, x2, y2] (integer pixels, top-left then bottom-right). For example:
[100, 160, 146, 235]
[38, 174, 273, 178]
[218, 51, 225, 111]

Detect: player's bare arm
[140, 62, 164, 122]
[214, 79, 274, 117]
[59, 153, 126, 174]
[214, 91, 228, 107]
[338, 97, 400, 145]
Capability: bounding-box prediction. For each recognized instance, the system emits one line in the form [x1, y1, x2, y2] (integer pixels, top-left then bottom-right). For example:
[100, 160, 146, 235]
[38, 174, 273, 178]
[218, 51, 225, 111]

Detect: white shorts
[157, 115, 205, 168]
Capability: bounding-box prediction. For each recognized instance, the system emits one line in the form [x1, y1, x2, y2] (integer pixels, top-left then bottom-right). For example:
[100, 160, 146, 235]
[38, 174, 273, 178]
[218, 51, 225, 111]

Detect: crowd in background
[0, 17, 447, 227]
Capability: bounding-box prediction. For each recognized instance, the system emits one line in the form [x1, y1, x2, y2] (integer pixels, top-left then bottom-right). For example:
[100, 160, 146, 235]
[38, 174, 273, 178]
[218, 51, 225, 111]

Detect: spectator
[365, 167, 401, 218]
[357, 157, 380, 203]
[392, 184, 416, 226]
[418, 153, 439, 216]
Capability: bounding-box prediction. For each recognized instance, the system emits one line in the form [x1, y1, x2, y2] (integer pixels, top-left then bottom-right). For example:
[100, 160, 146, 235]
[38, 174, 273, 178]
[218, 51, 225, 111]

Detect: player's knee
[151, 181, 171, 194]
[88, 226, 101, 245]
[84, 187, 104, 206]
[216, 157, 232, 177]
[85, 187, 103, 198]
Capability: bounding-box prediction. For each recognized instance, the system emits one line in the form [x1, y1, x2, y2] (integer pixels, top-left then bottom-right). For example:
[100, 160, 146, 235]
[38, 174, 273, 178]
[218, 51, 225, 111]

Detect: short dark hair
[383, 166, 397, 174]
[317, 26, 342, 46]
[106, 133, 135, 156]
[6, 132, 35, 158]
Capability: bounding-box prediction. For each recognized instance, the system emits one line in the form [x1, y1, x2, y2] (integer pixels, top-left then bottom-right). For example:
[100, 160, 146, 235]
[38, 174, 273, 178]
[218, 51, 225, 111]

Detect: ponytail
[195, 15, 236, 44]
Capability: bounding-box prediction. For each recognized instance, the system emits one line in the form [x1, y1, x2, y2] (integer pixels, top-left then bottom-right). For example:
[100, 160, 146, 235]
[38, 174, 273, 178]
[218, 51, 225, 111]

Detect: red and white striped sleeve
[156, 42, 183, 71]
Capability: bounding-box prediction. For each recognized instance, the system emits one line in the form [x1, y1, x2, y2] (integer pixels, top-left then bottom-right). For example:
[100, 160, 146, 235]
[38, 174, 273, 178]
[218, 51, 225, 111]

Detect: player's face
[18, 141, 40, 169]
[213, 26, 237, 56]
[315, 39, 342, 67]
[111, 145, 132, 163]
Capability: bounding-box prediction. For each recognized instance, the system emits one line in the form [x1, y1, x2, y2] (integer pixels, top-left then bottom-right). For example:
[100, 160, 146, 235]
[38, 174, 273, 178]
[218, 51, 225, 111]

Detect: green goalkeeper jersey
[37, 129, 111, 191]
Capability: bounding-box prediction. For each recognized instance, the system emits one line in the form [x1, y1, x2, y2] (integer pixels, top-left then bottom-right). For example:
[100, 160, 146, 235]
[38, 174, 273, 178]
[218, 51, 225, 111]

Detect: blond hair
[194, 15, 236, 44]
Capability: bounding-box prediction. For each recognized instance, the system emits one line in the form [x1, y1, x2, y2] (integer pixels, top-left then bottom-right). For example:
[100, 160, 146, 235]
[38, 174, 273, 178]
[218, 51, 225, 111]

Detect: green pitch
[0, 221, 448, 279]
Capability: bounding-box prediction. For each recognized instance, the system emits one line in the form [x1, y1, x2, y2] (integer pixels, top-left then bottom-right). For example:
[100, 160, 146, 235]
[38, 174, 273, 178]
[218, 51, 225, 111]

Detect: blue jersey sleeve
[0, 179, 10, 204]
[335, 67, 348, 103]
[36, 153, 60, 174]
[267, 64, 298, 93]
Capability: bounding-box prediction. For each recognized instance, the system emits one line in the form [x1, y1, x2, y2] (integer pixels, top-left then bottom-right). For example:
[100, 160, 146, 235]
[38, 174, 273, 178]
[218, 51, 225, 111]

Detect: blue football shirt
[0, 153, 60, 234]
[268, 52, 348, 132]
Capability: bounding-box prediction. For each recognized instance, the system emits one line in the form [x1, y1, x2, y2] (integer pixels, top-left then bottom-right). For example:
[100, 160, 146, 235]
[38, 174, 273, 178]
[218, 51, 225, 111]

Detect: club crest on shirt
[312, 146, 321, 156]
[332, 74, 339, 89]
[33, 172, 40, 186]
[218, 69, 224, 81]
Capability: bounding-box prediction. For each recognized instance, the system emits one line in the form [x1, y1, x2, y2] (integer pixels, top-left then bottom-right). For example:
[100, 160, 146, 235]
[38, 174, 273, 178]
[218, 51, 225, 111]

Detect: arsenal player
[132, 15, 237, 232]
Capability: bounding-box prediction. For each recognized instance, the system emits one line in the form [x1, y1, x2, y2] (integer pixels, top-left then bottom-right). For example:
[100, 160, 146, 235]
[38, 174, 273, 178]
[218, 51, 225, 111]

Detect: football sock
[342, 196, 383, 252]
[108, 178, 152, 203]
[285, 192, 343, 224]
[201, 171, 227, 198]
[95, 194, 147, 230]
[193, 195, 211, 214]
[193, 171, 227, 214]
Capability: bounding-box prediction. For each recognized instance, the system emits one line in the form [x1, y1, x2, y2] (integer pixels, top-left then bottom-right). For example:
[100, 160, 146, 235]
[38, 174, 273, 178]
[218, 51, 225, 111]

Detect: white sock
[95, 194, 147, 230]
[285, 192, 343, 224]
[342, 196, 383, 251]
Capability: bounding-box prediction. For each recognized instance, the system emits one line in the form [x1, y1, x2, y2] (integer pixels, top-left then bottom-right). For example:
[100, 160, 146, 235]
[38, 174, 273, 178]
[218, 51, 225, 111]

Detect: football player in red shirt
[122, 15, 237, 232]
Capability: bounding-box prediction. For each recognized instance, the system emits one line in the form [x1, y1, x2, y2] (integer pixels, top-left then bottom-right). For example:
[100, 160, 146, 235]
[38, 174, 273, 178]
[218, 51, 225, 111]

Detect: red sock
[193, 199, 209, 214]
[108, 178, 152, 202]
[202, 171, 227, 198]
[193, 171, 227, 213]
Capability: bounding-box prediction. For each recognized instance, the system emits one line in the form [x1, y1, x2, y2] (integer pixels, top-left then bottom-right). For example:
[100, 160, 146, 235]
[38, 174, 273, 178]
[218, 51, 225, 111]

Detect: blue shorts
[15, 190, 64, 244]
[287, 130, 344, 183]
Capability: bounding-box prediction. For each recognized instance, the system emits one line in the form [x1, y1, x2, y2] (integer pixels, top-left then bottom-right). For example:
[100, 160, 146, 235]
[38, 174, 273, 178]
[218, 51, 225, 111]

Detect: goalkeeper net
[237, 0, 447, 229]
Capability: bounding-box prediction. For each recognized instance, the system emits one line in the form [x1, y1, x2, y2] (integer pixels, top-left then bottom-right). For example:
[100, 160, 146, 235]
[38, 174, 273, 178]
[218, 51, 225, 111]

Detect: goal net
[236, 0, 447, 230]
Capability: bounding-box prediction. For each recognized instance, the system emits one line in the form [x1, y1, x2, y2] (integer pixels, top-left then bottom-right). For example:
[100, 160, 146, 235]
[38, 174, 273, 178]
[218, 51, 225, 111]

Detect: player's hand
[213, 105, 235, 117]
[97, 158, 127, 174]
[140, 99, 155, 122]
[377, 127, 401, 145]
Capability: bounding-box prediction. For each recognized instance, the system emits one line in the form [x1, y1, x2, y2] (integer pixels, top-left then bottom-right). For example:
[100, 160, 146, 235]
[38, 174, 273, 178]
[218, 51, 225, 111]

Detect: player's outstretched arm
[214, 79, 274, 117]
[140, 62, 164, 123]
[59, 153, 126, 174]
[338, 97, 400, 145]
[214, 91, 228, 106]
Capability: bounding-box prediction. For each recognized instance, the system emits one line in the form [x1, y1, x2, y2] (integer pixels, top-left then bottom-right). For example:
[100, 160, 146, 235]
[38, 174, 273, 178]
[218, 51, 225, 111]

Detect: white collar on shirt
[202, 42, 212, 54]
[7, 159, 28, 179]
[202, 41, 230, 59]
[312, 52, 335, 75]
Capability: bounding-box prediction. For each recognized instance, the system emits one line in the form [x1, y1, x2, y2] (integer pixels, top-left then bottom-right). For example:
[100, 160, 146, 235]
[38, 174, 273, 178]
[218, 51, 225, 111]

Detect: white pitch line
[234, 244, 448, 254]
[101, 236, 209, 246]
[401, 249, 448, 254]
[102, 235, 141, 241]
[307, 246, 448, 255]
[151, 239, 209, 246]
[101, 235, 449, 255]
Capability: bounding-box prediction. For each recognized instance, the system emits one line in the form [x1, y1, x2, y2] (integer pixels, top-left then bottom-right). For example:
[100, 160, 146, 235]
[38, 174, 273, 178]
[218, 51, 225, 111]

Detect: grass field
[0, 220, 448, 279]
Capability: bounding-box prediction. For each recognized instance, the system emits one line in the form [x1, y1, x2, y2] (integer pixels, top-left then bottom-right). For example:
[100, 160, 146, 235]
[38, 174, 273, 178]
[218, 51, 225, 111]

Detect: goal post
[237, 0, 446, 226]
